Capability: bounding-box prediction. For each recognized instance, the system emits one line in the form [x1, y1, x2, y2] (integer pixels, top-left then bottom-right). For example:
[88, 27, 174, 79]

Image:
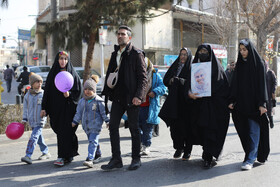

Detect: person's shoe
[83, 159, 94, 168]
[270, 122, 274, 129]
[101, 158, 123, 171]
[128, 159, 141, 170]
[203, 160, 217, 169]
[173, 149, 183, 158]
[21, 156, 32, 164]
[142, 146, 150, 155]
[241, 162, 253, 170]
[54, 158, 64, 166]
[93, 154, 102, 163]
[38, 153, 51, 160]
[64, 157, 73, 164]
[182, 153, 191, 161]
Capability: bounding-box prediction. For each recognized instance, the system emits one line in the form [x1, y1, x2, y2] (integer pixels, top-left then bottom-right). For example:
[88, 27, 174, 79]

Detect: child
[72, 75, 109, 168]
[21, 73, 51, 164]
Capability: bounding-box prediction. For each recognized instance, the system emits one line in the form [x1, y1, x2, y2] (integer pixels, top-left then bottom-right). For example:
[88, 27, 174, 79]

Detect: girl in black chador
[185, 44, 230, 169]
[41, 51, 82, 166]
[159, 47, 193, 161]
[229, 39, 269, 170]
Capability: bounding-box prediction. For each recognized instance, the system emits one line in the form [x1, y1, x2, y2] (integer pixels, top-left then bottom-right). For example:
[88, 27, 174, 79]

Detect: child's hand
[21, 121, 26, 125]
[72, 123, 76, 127]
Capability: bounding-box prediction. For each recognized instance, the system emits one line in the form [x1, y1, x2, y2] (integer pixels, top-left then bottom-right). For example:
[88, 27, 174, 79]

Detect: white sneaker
[142, 146, 150, 155]
[83, 160, 94, 168]
[241, 163, 253, 170]
[21, 156, 32, 164]
[38, 153, 51, 160]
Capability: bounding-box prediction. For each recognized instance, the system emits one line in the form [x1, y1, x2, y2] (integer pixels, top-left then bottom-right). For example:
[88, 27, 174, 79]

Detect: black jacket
[102, 42, 147, 106]
[17, 71, 30, 85]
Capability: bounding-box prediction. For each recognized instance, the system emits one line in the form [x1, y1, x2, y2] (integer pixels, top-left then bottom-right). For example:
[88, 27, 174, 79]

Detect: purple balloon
[55, 71, 74, 92]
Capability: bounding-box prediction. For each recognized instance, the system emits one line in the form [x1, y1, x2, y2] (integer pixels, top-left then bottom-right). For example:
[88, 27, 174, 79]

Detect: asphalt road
[1, 76, 280, 187]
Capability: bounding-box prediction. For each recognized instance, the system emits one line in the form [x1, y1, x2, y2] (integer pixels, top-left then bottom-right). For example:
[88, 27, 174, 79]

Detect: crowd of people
[18, 25, 277, 172]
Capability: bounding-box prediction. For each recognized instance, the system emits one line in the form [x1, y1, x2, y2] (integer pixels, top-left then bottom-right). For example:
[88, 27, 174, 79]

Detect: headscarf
[42, 51, 82, 114]
[191, 44, 226, 94]
[230, 38, 268, 115]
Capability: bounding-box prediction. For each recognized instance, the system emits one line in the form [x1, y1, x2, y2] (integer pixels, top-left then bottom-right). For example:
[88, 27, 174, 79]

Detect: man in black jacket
[17, 66, 30, 94]
[101, 25, 147, 171]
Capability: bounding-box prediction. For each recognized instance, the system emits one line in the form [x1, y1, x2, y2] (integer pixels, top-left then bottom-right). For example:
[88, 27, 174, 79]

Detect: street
[0, 79, 280, 186]
[1, 77, 19, 104]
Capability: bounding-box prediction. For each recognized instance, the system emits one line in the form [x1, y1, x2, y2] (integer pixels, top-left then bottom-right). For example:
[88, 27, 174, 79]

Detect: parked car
[74, 67, 104, 96]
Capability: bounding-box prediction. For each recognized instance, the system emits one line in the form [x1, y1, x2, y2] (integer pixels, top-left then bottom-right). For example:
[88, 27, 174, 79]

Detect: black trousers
[170, 120, 192, 154]
[109, 101, 141, 160]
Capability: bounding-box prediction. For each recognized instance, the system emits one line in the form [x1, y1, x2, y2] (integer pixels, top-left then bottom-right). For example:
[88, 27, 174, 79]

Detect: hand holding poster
[191, 62, 211, 97]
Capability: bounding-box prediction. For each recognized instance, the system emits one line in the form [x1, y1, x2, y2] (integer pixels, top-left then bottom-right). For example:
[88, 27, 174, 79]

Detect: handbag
[107, 67, 119, 89]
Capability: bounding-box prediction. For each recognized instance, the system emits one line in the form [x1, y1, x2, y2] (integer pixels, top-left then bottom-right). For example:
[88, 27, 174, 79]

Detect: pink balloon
[6, 122, 25, 140]
[55, 71, 74, 92]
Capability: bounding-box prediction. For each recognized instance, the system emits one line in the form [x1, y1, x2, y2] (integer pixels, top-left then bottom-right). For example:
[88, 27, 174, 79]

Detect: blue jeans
[87, 133, 99, 160]
[25, 126, 48, 158]
[246, 119, 260, 164]
[139, 106, 154, 147]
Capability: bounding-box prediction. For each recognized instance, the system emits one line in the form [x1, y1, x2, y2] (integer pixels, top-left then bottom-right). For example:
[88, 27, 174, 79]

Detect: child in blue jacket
[21, 73, 51, 164]
[72, 75, 109, 168]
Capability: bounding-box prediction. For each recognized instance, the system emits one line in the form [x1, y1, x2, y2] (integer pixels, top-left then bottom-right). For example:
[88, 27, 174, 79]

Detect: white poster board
[191, 62, 212, 97]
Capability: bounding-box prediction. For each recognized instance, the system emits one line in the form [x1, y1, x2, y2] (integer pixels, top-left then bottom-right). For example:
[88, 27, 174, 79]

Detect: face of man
[179, 49, 188, 64]
[117, 29, 131, 48]
[230, 63, 235, 70]
[194, 69, 205, 85]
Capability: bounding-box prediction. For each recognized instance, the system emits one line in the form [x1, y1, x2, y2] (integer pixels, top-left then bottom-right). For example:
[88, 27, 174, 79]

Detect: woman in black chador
[41, 51, 82, 166]
[185, 44, 230, 169]
[159, 47, 193, 160]
[229, 39, 269, 170]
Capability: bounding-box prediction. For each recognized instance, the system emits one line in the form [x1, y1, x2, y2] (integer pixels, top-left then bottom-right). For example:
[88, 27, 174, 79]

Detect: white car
[29, 66, 51, 89]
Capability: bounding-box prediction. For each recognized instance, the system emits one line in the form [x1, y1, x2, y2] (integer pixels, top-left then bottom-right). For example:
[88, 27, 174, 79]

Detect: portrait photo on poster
[191, 62, 211, 97]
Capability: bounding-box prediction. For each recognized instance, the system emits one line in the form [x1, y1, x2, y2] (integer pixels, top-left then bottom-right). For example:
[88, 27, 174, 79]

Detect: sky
[0, 0, 38, 47]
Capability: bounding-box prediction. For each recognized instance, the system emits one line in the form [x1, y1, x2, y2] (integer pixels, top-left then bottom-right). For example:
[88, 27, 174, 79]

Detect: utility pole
[228, 0, 239, 64]
[51, 0, 59, 63]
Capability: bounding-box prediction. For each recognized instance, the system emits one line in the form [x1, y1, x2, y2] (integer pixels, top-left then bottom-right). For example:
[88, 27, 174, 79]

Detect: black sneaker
[173, 149, 183, 158]
[182, 153, 191, 161]
[101, 158, 123, 171]
[128, 159, 141, 170]
[203, 160, 217, 169]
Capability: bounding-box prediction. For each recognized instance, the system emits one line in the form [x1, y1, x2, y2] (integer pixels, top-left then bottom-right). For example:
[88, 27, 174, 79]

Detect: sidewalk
[0, 105, 280, 187]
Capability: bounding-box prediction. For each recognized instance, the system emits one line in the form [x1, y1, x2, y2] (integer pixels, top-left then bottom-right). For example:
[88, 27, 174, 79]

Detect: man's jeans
[109, 101, 140, 160]
[87, 133, 99, 160]
[25, 126, 48, 158]
[139, 106, 154, 147]
[246, 119, 260, 164]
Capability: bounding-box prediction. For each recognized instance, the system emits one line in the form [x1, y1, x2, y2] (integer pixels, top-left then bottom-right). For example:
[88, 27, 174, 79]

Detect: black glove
[272, 99, 276, 107]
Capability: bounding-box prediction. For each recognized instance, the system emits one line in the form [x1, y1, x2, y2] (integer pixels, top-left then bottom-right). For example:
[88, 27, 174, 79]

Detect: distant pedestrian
[17, 66, 30, 94]
[159, 47, 194, 161]
[72, 75, 109, 168]
[229, 39, 269, 170]
[185, 44, 230, 169]
[41, 51, 82, 167]
[21, 73, 51, 164]
[101, 25, 147, 171]
[3, 65, 15, 92]
[264, 61, 277, 128]
[225, 61, 235, 85]
[139, 58, 166, 155]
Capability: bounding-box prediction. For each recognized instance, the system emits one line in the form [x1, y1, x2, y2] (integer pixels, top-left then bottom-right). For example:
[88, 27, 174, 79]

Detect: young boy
[21, 73, 51, 164]
[72, 75, 109, 168]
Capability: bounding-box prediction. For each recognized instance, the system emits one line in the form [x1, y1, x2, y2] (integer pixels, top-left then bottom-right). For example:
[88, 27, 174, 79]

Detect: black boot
[269, 116, 274, 128]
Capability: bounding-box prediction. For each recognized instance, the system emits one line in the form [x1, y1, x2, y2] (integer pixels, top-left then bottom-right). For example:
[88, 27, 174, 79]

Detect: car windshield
[29, 67, 41, 73]
[39, 67, 50, 72]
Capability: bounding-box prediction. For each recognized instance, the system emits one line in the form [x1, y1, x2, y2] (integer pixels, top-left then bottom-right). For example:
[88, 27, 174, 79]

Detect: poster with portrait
[191, 62, 211, 97]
